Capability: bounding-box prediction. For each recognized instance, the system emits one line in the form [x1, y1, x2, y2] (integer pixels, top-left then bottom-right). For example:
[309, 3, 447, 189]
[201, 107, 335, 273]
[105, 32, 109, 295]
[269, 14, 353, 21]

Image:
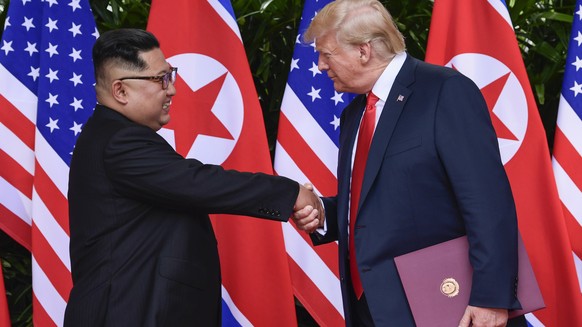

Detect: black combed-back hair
[92, 28, 160, 83]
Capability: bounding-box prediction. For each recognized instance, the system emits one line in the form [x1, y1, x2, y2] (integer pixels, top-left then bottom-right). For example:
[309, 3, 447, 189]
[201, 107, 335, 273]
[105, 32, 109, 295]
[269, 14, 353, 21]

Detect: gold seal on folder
[440, 278, 460, 297]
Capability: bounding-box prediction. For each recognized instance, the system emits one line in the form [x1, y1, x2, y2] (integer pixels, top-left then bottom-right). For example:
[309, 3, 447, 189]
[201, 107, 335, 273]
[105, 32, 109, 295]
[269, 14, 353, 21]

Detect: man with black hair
[65, 28, 321, 327]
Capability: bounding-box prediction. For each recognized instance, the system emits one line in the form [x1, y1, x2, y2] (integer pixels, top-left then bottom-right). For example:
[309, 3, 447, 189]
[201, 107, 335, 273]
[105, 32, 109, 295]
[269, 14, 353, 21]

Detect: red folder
[394, 236, 544, 327]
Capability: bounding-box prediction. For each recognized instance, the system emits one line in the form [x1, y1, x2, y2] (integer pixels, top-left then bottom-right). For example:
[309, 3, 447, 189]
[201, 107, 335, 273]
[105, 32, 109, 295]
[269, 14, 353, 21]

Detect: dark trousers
[507, 315, 528, 327]
[347, 281, 374, 326]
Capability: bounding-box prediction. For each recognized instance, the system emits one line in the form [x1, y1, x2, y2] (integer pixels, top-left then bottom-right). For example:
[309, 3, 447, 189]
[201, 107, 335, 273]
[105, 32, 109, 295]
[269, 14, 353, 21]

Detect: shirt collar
[371, 52, 407, 102]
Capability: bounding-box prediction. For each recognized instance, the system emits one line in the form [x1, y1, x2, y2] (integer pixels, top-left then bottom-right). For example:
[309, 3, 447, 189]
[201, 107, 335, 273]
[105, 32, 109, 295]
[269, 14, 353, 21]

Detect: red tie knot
[366, 92, 379, 110]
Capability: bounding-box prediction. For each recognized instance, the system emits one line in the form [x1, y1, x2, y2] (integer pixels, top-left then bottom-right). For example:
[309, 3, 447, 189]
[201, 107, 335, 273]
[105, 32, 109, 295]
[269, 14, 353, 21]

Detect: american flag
[274, 0, 355, 325]
[552, 0, 582, 292]
[0, 0, 97, 325]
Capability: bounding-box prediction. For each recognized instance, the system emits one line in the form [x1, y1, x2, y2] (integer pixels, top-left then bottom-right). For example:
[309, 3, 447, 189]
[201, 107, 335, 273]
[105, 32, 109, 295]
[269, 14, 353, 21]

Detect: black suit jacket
[64, 105, 298, 326]
[313, 55, 521, 326]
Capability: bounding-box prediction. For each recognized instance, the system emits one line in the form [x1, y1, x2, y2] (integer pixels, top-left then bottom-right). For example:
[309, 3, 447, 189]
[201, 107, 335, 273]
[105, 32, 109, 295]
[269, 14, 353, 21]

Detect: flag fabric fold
[147, 1, 297, 325]
[274, 0, 356, 325]
[426, 0, 582, 326]
[0, 0, 98, 325]
[552, 0, 582, 291]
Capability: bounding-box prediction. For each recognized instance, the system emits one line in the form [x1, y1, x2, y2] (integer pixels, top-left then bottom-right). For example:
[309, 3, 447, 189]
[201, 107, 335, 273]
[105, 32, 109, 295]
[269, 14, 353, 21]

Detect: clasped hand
[458, 305, 508, 327]
[293, 183, 324, 233]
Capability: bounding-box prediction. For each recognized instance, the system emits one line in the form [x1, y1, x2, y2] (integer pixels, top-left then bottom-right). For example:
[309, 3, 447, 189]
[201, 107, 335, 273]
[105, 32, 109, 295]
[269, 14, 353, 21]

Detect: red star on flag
[165, 73, 234, 156]
[478, 72, 519, 141]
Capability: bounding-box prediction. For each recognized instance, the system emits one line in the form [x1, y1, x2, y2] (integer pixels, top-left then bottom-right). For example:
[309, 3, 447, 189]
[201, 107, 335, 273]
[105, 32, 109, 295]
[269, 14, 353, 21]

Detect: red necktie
[349, 92, 379, 299]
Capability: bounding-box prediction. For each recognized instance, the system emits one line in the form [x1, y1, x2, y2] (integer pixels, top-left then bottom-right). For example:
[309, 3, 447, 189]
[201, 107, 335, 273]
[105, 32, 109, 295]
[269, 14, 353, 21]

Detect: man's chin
[333, 84, 346, 93]
[155, 119, 169, 130]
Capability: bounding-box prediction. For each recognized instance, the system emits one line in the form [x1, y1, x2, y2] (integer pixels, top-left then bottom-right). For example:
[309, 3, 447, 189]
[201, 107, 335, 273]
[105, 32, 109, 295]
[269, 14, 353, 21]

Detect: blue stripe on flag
[221, 299, 243, 327]
[217, 0, 237, 22]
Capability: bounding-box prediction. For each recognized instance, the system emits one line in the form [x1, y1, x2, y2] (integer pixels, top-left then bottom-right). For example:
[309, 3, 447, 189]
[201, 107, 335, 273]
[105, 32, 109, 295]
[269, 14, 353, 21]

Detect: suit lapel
[358, 56, 418, 209]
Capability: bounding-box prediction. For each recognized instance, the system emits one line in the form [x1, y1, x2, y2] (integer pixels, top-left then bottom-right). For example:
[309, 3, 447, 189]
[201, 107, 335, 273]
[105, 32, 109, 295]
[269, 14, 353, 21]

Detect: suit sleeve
[309, 99, 360, 246]
[310, 196, 339, 245]
[435, 74, 520, 309]
[103, 125, 298, 222]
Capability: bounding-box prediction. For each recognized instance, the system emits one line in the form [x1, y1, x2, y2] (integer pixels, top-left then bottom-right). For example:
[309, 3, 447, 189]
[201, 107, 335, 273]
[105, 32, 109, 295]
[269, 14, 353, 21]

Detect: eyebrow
[153, 64, 171, 75]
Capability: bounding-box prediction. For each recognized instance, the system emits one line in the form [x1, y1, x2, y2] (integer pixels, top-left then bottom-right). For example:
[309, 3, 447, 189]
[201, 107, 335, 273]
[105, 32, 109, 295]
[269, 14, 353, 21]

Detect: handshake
[292, 183, 325, 234]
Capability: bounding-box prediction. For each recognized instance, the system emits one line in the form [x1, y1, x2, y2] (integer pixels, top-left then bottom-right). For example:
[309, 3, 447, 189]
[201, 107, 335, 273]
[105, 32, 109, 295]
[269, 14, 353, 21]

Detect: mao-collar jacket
[65, 105, 298, 326]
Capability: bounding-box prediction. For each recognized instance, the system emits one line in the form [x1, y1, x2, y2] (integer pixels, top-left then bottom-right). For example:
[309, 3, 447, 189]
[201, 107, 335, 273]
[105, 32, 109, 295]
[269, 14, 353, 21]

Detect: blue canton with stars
[0, 0, 97, 165]
[564, 1, 582, 121]
[288, 0, 356, 147]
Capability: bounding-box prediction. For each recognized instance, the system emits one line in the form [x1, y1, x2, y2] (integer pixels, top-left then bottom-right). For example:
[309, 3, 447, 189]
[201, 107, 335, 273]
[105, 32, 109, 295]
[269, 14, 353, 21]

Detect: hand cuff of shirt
[315, 197, 327, 235]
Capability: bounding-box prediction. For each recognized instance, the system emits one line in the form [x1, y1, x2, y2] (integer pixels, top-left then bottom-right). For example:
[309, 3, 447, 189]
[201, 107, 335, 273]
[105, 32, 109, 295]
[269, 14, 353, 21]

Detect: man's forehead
[139, 49, 170, 70]
[315, 33, 337, 51]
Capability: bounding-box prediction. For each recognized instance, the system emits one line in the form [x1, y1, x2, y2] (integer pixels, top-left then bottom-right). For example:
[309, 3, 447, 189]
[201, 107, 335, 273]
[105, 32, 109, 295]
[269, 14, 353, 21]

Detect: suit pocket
[386, 136, 422, 157]
[158, 257, 208, 290]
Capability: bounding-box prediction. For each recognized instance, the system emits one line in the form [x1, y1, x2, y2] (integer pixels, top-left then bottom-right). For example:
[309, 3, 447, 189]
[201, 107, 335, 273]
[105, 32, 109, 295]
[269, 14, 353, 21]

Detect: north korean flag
[426, 0, 582, 326]
[147, 1, 297, 325]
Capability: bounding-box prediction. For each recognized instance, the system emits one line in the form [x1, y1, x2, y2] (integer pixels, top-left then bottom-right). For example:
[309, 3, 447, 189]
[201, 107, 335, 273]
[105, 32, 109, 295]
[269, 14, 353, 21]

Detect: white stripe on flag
[552, 160, 582, 226]
[280, 84, 339, 178]
[221, 285, 252, 327]
[0, 122, 35, 174]
[0, 63, 37, 123]
[32, 257, 66, 326]
[34, 130, 70, 197]
[208, 0, 242, 42]
[282, 223, 344, 317]
[273, 142, 323, 195]
[525, 312, 545, 327]
[31, 189, 71, 270]
[487, 0, 513, 28]
[0, 177, 32, 224]
[556, 95, 582, 155]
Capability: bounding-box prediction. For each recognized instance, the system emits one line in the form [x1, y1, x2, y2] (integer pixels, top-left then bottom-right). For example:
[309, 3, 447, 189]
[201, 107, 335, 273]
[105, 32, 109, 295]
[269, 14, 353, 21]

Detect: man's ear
[111, 80, 129, 104]
[359, 42, 372, 62]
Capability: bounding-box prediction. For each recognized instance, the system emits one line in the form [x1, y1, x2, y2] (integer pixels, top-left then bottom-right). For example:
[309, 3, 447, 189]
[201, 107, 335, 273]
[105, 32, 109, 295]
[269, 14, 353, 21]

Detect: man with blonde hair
[292, 1, 525, 326]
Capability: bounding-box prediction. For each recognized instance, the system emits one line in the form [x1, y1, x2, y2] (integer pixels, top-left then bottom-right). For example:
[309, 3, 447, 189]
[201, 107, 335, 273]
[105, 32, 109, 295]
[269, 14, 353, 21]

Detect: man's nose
[166, 81, 177, 96]
[318, 59, 329, 71]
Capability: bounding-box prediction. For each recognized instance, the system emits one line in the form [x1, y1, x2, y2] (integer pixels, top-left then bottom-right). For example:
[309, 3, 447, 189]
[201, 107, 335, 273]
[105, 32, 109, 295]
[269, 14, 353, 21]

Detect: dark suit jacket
[312, 55, 521, 326]
[64, 105, 298, 327]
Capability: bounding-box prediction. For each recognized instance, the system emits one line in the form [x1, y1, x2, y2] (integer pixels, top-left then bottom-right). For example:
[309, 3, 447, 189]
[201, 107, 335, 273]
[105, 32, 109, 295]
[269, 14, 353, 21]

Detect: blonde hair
[304, 0, 405, 59]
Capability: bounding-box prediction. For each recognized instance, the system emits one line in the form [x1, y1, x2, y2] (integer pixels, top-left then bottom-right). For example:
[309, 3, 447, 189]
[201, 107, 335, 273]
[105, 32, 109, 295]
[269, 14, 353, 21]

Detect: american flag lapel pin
[397, 95, 405, 102]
